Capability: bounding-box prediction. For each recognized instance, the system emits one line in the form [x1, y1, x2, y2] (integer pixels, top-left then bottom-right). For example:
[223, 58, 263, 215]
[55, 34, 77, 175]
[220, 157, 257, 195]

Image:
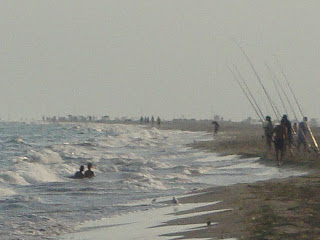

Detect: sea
[0, 122, 305, 240]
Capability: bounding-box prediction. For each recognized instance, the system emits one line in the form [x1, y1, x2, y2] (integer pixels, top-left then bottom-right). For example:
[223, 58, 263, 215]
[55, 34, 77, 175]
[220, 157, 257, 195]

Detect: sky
[1, 0, 320, 121]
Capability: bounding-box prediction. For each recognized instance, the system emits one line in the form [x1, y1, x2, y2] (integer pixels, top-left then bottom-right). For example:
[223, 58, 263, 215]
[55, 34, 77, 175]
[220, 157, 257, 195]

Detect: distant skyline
[1, 1, 319, 121]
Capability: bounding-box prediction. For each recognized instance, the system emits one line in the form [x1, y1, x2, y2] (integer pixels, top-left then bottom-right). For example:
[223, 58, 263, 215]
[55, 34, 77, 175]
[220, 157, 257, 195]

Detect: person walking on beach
[84, 162, 95, 178]
[74, 165, 85, 179]
[156, 116, 161, 126]
[297, 117, 308, 152]
[263, 116, 273, 151]
[273, 119, 287, 166]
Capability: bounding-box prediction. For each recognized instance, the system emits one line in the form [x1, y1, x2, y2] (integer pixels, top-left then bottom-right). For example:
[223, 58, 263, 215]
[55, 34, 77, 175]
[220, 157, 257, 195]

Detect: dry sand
[155, 120, 320, 240]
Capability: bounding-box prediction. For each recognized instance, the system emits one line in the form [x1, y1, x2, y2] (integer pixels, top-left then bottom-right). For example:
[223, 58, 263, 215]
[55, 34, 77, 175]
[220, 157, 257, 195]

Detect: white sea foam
[120, 172, 167, 190]
[0, 171, 29, 185]
[26, 149, 63, 164]
[0, 185, 16, 197]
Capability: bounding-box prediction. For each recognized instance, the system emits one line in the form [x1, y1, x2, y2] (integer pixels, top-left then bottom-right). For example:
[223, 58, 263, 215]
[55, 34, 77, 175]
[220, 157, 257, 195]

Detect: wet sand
[157, 120, 320, 239]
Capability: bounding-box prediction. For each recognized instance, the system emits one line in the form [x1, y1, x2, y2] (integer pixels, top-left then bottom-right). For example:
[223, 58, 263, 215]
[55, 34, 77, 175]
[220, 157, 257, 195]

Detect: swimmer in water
[84, 162, 95, 178]
[74, 165, 85, 179]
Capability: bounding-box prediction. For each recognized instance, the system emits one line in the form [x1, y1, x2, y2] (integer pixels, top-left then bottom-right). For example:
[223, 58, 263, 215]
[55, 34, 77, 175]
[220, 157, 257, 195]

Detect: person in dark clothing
[273, 119, 287, 166]
[297, 117, 308, 152]
[84, 162, 95, 178]
[74, 165, 85, 179]
[212, 121, 220, 135]
[263, 116, 273, 151]
[281, 115, 293, 154]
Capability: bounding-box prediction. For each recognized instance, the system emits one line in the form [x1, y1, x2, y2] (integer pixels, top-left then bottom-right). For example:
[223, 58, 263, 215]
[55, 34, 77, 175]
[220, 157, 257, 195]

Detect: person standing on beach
[273, 119, 287, 166]
[84, 162, 95, 178]
[212, 121, 219, 135]
[297, 117, 308, 152]
[281, 115, 293, 154]
[263, 116, 273, 151]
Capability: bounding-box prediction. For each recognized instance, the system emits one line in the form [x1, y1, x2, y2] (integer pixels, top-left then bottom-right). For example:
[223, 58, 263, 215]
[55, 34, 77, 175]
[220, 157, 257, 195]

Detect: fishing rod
[232, 63, 265, 120]
[274, 56, 305, 117]
[265, 63, 287, 115]
[234, 41, 280, 121]
[268, 63, 299, 121]
[265, 63, 298, 136]
[269, 95, 282, 121]
[227, 64, 264, 123]
[275, 56, 319, 153]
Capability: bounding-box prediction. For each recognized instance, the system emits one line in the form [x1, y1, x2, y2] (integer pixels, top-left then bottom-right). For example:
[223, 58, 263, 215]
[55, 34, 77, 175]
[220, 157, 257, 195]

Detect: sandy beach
[61, 120, 320, 240]
[160, 120, 320, 239]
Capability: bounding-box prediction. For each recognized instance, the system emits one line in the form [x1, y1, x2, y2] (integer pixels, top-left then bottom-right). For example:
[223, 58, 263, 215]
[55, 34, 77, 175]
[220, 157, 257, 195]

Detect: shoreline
[157, 120, 320, 239]
[60, 121, 320, 239]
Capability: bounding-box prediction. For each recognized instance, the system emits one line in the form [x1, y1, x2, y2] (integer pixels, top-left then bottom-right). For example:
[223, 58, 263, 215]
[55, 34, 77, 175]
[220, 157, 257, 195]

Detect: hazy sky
[1, 0, 319, 121]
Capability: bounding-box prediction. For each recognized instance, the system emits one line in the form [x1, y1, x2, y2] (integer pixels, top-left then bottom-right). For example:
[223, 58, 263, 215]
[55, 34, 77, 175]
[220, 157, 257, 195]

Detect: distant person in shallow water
[74, 165, 85, 179]
[84, 162, 95, 178]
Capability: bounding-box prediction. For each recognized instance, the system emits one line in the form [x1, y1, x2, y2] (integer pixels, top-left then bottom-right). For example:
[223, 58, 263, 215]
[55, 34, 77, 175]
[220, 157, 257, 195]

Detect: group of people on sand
[74, 162, 95, 179]
[264, 114, 310, 166]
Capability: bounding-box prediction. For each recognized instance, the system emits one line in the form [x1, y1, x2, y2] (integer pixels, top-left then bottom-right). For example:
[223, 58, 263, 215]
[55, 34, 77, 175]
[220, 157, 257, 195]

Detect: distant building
[101, 116, 110, 121]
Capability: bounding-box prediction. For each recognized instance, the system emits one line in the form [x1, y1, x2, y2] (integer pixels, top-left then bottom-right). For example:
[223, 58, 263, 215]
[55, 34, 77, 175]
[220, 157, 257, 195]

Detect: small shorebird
[171, 197, 178, 204]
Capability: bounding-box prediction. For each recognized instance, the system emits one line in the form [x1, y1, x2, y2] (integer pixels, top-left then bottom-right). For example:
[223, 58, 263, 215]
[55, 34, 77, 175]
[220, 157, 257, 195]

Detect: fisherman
[212, 121, 220, 135]
[273, 119, 287, 166]
[84, 162, 95, 178]
[74, 165, 85, 179]
[263, 116, 273, 151]
[297, 117, 308, 152]
[281, 115, 293, 154]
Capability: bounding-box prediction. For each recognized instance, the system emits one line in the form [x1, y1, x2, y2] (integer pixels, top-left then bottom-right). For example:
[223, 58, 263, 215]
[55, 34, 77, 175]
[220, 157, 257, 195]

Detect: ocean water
[0, 122, 305, 240]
